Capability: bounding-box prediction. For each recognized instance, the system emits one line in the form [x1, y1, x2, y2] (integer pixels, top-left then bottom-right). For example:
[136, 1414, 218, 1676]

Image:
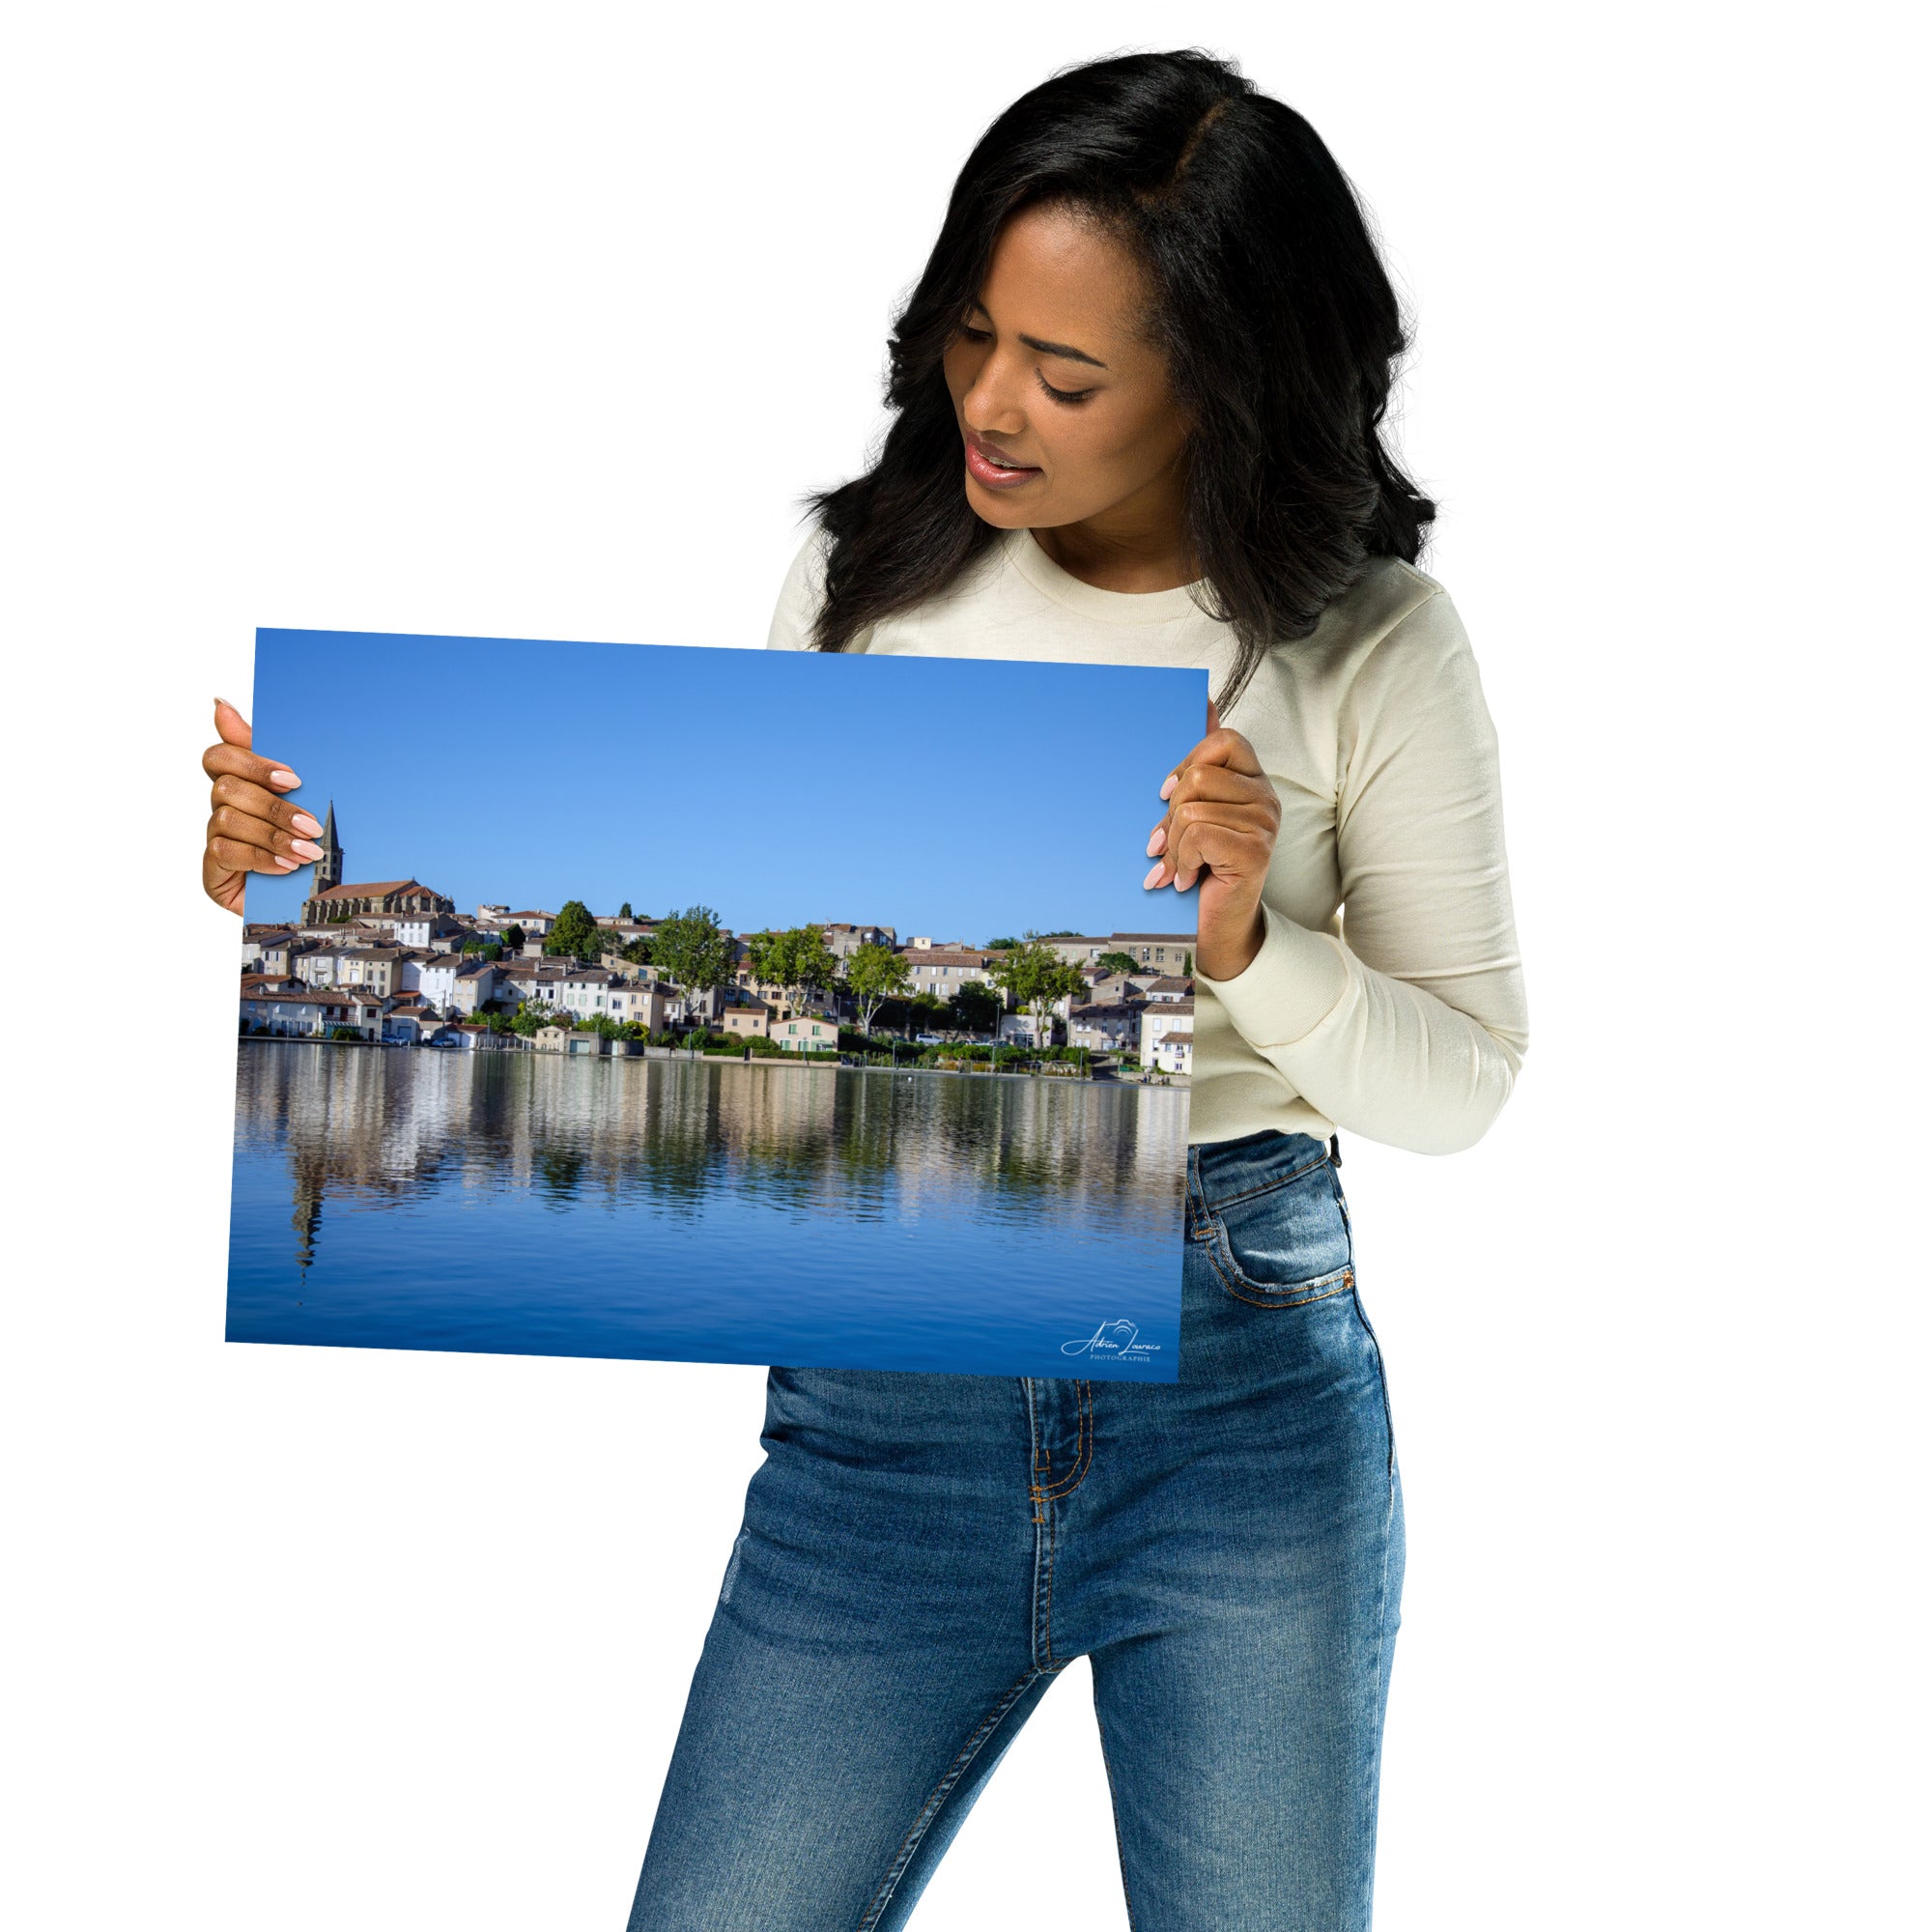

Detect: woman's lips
[964, 433, 1042, 489]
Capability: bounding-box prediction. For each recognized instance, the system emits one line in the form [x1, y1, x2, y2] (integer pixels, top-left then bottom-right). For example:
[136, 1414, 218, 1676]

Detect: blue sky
[243, 629, 1206, 945]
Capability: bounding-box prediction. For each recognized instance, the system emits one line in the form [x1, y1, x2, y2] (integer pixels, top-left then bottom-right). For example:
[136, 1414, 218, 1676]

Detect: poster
[228, 629, 1204, 1380]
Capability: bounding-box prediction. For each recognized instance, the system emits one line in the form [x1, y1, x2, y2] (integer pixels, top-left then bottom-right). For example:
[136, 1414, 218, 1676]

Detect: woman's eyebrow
[967, 301, 1109, 369]
[1019, 333, 1108, 369]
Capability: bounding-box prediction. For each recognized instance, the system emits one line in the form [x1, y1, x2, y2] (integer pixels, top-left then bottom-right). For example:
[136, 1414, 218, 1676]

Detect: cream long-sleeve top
[765, 523, 1529, 1156]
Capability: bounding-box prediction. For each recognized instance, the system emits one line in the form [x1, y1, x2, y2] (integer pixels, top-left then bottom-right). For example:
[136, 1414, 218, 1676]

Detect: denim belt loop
[1328, 1132, 1342, 1169]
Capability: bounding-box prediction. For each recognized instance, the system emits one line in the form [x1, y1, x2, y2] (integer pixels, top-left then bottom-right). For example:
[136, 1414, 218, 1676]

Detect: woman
[200, 48, 1527, 1932]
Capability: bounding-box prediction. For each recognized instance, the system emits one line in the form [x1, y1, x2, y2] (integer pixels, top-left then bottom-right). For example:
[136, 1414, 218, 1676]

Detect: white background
[3, 4, 1923, 1926]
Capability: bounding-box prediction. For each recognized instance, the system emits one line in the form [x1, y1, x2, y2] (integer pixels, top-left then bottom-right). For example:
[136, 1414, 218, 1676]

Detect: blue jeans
[626, 1130, 1405, 1930]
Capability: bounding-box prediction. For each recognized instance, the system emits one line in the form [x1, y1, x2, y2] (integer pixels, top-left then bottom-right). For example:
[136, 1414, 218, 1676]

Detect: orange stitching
[1040, 1378, 1094, 1497]
[1205, 1236, 1355, 1309]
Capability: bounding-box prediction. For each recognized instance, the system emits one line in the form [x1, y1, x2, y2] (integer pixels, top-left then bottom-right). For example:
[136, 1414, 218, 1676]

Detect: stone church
[298, 804, 454, 923]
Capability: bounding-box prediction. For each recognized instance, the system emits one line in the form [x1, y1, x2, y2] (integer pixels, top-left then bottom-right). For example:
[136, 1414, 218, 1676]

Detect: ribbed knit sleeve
[1194, 588, 1530, 1154]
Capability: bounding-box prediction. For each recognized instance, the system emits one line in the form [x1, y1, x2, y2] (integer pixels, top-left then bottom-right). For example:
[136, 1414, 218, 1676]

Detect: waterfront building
[533, 1025, 607, 1057]
[999, 1010, 1064, 1049]
[774, 1013, 838, 1053]
[241, 985, 386, 1040]
[1138, 997, 1195, 1070]
[722, 997, 772, 1040]
[1067, 1001, 1145, 1054]
[1149, 1029, 1193, 1076]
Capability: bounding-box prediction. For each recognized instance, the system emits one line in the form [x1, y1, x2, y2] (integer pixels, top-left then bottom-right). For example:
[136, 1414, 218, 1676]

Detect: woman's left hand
[1144, 698, 1280, 980]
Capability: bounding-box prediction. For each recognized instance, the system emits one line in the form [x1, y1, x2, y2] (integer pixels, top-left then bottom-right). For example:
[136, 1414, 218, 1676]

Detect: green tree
[620, 936, 654, 966]
[983, 935, 1019, 951]
[502, 923, 526, 951]
[1181, 950, 1193, 978]
[746, 925, 839, 1021]
[509, 999, 561, 1037]
[545, 899, 599, 958]
[841, 941, 912, 1036]
[1094, 950, 1141, 980]
[653, 905, 737, 1010]
[950, 979, 1002, 1038]
[617, 900, 633, 922]
[987, 932, 1088, 1051]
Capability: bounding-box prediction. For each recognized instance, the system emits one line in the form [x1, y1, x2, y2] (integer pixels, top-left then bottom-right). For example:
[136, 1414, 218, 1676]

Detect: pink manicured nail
[273, 856, 299, 870]
[1143, 862, 1165, 890]
[290, 811, 322, 838]
[1159, 774, 1178, 800]
[1146, 826, 1167, 857]
[291, 838, 324, 861]
[268, 769, 299, 788]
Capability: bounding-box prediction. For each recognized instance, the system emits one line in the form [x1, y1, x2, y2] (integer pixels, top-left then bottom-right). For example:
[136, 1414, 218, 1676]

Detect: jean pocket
[1204, 1157, 1355, 1308]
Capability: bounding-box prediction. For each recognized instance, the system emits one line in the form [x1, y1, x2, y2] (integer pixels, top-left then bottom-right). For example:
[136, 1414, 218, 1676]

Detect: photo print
[228, 629, 1205, 1380]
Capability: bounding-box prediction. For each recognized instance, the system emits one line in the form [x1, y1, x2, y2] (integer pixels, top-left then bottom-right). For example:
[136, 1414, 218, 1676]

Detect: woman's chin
[963, 480, 1041, 526]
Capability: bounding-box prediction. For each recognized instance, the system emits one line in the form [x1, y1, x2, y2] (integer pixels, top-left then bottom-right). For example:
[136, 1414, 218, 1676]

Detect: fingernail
[291, 838, 324, 862]
[290, 811, 322, 838]
[1159, 774, 1177, 800]
[1145, 827, 1167, 857]
[268, 769, 298, 788]
[1143, 862, 1165, 890]
[273, 856, 299, 870]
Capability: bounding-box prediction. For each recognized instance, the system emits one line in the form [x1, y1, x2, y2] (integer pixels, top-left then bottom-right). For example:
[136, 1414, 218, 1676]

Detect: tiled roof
[307, 880, 442, 902]
[243, 986, 383, 1007]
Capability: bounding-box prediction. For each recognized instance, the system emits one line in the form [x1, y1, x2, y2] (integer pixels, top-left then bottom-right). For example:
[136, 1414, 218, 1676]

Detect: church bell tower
[315, 801, 344, 893]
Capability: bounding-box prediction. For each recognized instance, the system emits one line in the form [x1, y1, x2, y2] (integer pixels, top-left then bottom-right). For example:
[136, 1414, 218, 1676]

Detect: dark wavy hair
[802, 47, 1436, 713]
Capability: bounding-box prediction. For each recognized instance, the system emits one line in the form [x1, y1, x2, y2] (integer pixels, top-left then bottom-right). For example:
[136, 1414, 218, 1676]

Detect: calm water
[227, 1044, 1189, 1380]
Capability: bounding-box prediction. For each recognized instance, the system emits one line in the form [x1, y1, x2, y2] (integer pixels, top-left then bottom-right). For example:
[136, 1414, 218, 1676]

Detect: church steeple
[315, 800, 343, 893]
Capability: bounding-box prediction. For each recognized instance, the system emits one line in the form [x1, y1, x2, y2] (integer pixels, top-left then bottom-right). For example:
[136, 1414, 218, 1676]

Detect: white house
[1148, 1028, 1193, 1075]
[417, 955, 500, 1015]
[1139, 997, 1195, 1070]
[774, 1013, 838, 1053]
[241, 986, 386, 1040]
[999, 1009, 1064, 1049]
[555, 970, 629, 1022]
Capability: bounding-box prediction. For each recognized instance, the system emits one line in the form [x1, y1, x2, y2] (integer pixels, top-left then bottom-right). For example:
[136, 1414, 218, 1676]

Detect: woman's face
[940, 202, 1190, 540]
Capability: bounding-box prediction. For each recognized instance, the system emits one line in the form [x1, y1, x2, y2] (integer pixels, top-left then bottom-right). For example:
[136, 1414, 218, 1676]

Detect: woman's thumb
[213, 696, 252, 751]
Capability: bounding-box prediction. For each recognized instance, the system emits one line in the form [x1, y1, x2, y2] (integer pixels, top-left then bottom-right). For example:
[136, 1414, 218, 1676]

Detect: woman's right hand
[201, 697, 324, 916]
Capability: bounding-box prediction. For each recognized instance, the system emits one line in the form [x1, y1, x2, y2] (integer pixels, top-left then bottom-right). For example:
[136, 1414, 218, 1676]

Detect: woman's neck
[1025, 462, 1199, 592]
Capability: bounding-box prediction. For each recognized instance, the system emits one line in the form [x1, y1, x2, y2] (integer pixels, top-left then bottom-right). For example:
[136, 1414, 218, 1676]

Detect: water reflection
[236, 1045, 1189, 1277]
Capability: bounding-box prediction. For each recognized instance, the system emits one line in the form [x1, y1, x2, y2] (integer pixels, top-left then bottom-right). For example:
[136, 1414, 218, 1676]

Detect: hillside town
[240, 807, 1197, 1078]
